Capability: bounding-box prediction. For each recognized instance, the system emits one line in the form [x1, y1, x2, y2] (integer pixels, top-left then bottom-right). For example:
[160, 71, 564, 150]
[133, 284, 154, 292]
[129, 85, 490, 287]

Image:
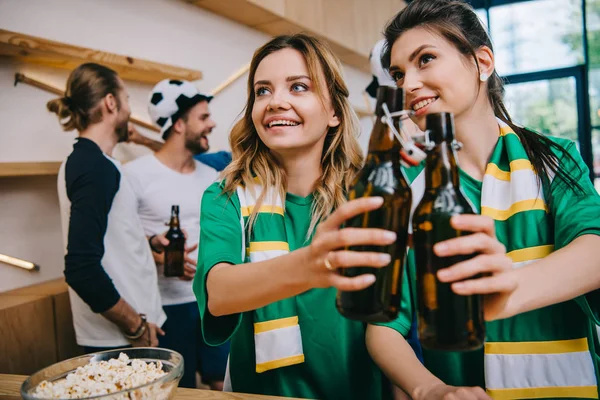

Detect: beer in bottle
[164, 205, 185, 277]
[336, 86, 412, 323]
[412, 112, 484, 351]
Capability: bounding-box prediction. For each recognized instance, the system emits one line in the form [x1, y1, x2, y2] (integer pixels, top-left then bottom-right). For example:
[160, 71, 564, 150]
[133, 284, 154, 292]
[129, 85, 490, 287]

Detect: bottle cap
[426, 112, 455, 143]
[375, 86, 405, 117]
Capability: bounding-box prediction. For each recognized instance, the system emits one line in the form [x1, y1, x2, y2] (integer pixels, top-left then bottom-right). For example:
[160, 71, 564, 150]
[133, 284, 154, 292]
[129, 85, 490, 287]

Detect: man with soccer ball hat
[123, 79, 229, 390]
[149, 79, 214, 150]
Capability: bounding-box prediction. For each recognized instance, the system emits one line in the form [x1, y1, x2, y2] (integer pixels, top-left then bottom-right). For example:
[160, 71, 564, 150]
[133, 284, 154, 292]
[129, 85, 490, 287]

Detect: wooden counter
[0, 279, 82, 375]
[0, 374, 303, 399]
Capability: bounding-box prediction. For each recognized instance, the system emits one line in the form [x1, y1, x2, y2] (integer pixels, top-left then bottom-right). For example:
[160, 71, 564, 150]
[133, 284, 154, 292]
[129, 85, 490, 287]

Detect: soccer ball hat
[148, 79, 213, 139]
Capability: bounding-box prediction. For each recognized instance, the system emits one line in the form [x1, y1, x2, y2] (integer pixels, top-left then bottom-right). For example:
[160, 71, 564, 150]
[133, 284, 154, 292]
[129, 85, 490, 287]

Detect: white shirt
[58, 150, 166, 347]
[123, 154, 218, 305]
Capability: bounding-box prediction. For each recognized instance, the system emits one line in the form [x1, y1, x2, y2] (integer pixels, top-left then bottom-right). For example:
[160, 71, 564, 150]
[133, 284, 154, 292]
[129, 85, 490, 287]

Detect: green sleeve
[193, 182, 244, 346]
[548, 139, 600, 324]
[549, 140, 600, 249]
[371, 250, 414, 336]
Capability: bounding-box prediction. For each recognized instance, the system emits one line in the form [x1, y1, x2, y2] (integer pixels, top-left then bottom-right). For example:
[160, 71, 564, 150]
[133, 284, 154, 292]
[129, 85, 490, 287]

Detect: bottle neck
[425, 141, 460, 189]
[169, 210, 180, 229]
[367, 118, 401, 154]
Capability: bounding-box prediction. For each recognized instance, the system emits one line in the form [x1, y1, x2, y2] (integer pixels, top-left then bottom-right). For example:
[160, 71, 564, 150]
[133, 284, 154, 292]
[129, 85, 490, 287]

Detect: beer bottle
[412, 112, 484, 351]
[336, 86, 412, 323]
[164, 205, 185, 277]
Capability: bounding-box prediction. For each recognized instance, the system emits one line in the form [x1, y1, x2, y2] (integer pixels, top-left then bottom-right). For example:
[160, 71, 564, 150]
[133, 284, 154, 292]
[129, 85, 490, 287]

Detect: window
[490, 0, 583, 75]
[504, 77, 578, 141]
[592, 68, 600, 127]
[475, 8, 489, 31]
[465, 0, 597, 190]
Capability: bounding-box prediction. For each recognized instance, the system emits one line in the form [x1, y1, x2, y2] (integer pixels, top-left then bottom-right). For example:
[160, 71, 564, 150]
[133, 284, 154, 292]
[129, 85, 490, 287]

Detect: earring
[479, 72, 489, 82]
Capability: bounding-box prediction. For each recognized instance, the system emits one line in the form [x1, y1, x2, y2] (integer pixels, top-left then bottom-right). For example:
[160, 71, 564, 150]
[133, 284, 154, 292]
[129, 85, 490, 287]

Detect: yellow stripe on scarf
[485, 160, 535, 181]
[481, 199, 547, 220]
[241, 205, 284, 217]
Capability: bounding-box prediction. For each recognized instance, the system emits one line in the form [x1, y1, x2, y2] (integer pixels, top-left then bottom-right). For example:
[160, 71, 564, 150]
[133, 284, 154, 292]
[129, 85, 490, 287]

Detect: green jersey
[194, 182, 413, 399]
[405, 127, 600, 399]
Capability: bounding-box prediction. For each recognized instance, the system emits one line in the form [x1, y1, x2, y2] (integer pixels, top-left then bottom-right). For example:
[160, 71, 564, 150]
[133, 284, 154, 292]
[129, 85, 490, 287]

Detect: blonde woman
[193, 34, 412, 399]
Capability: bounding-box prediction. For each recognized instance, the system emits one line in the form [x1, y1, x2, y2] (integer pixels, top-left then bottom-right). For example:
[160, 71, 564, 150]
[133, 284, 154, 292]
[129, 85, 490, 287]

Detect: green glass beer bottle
[336, 86, 412, 323]
[412, 112, 484, 351]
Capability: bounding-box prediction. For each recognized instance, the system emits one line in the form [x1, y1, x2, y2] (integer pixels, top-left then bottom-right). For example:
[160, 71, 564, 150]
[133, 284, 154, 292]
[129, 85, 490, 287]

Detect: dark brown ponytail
[47, 63, 122, 132]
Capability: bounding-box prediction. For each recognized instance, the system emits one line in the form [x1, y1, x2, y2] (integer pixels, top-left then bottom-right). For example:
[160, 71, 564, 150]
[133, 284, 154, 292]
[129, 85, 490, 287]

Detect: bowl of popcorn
[21, 348, 183, 399]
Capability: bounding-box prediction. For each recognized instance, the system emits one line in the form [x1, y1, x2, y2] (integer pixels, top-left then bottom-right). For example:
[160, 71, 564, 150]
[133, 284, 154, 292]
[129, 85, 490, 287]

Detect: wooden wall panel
[192, 0, 404, 72]
[54, 291, 82, 361]
[0, 279, 83, 374]
[191, 0, 279, 27]
[283, 0, 325, 35]
[254, 19, 300, 37]
[248, 0, 286, 17]
[0, 295, 57, 375]
[187, 0, 409, 72]
[321, 0, 358, 51]
[353, 0, 381, 56]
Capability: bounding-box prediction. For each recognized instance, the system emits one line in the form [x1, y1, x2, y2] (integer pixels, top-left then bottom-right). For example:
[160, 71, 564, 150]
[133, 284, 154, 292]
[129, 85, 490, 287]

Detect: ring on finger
[324, 256, 335, 271]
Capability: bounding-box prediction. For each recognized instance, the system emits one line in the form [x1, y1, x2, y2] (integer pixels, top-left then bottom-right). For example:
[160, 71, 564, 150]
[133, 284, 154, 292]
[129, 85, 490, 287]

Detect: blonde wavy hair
[222, 34, 364, 236]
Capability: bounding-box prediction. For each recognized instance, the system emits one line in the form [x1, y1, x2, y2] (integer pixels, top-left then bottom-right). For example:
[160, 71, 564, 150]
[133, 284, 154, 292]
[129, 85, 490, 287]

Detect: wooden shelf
[186, 0, 373, 72]
[0, 162, 62, 177]
[0, 29, 202, 84]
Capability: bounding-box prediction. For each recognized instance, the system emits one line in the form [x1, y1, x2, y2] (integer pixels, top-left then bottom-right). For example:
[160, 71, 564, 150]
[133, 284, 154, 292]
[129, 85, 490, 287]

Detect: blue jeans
[159, 302, 230, 388]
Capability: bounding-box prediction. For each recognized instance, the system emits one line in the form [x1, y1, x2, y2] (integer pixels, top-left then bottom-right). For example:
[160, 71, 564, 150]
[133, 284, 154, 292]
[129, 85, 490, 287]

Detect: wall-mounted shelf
[0, 29, 202, 84]
[0, 162, 62, 177]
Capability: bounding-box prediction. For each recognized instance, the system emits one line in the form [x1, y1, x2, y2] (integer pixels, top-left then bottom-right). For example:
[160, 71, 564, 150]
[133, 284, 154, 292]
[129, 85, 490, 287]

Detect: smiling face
[389, 26, 487, 131]
[251, 48, 340, 157]
[182, 101, 215, 155]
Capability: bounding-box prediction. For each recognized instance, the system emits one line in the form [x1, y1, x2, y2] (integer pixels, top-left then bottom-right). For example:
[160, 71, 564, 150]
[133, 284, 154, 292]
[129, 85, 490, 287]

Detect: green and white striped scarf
[411, 119, 599, 399]
[236, 183, 304, 374]
[482, 120, 598, 399]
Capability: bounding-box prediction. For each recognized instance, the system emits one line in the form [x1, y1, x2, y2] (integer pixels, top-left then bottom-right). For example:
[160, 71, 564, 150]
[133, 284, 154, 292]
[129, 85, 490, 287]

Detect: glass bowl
[21, 347, 183, 399]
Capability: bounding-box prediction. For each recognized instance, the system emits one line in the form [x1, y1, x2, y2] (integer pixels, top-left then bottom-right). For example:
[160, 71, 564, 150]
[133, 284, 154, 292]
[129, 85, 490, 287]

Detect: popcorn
[33, 353, 169, 399]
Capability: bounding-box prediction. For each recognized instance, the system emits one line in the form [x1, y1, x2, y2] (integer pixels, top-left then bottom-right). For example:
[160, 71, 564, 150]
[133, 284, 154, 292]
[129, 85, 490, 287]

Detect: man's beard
[115, 118, 129, 143]
[185, 131, 209, 155]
